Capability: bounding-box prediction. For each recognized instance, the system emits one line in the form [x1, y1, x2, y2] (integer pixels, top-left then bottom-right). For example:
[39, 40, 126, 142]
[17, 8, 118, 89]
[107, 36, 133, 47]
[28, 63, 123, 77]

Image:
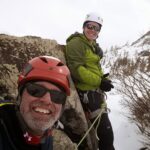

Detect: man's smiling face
[19, 81, 63, 135]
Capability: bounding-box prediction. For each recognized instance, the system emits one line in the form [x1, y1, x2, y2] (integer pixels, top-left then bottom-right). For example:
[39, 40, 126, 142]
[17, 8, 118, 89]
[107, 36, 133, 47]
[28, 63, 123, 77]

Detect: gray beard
[20, 112, 59, 135]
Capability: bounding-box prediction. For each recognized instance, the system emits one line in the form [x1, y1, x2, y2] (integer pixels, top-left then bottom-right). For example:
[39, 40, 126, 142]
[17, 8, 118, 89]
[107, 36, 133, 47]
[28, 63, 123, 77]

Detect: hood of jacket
[66, 32, 97, 48]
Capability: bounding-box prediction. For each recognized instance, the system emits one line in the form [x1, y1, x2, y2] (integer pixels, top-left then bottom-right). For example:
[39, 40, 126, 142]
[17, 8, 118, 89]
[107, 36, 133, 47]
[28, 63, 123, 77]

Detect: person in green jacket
[66, 12, 115, 150]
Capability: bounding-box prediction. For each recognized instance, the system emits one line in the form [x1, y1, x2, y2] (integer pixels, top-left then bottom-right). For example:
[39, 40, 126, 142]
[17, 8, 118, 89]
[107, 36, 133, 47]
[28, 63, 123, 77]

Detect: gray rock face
[0, 34, 64, 100]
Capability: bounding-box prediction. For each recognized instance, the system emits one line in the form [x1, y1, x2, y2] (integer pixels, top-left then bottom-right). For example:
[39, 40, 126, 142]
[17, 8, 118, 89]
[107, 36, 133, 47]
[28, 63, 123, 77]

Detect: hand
[100, 78, 114, 92]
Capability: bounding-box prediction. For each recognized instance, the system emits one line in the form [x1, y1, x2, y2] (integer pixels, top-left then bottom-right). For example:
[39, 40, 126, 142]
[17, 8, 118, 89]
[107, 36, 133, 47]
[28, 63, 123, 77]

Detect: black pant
[91, 113, 115, 150]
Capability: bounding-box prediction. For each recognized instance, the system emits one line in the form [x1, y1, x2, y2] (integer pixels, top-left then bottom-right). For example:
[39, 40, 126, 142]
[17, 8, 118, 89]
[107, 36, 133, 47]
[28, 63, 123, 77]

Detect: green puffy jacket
[65, 32, 104, 91]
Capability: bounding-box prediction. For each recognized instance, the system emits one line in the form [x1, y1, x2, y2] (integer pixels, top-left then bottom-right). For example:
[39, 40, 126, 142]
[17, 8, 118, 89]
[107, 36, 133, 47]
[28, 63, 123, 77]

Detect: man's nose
[40, 92, 53, 104]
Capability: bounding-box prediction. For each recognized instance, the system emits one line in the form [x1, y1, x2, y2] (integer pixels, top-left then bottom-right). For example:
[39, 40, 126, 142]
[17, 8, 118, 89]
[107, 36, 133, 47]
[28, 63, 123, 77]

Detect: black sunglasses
[86, 24, 100, 32]
[25, 83, 67, 104]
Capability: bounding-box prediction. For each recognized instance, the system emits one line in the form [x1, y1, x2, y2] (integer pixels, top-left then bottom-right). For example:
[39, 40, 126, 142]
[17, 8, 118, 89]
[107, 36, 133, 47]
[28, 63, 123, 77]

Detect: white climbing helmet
[84, 12, 103, 26]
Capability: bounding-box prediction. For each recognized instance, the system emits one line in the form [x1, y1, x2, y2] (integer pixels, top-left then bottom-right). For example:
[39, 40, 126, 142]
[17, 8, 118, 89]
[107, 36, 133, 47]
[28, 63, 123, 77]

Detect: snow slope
[103, 31, 150, 150]
[107, 92, 143, 150]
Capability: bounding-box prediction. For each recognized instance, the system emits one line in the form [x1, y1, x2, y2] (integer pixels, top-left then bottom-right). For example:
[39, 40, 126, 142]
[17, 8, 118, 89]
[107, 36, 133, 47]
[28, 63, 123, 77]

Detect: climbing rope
[76, 102, 107, 149]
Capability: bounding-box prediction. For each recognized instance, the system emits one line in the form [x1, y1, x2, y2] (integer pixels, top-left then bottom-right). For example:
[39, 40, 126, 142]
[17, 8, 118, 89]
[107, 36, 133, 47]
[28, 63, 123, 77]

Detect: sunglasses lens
[50, 90, 67, 104]
[26, 83, 66, 104]
[86, 24, 100, 32]
[26, 83, 46, 97]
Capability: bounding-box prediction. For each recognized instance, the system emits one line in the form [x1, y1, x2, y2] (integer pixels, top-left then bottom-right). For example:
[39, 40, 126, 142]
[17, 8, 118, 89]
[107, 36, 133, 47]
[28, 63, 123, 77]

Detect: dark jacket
[0, 103, 52, 150]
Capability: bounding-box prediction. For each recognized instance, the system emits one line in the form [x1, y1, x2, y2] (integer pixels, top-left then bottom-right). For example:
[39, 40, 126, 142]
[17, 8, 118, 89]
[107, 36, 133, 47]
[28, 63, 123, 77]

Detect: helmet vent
[40, 57, 48, 63]
[57, 62, 64, 66]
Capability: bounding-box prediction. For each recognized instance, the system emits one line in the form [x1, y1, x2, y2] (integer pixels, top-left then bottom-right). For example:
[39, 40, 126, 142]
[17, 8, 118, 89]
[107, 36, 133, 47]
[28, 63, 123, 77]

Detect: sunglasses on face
[25, 83, 67, 105]
[85, 24, 100, 32]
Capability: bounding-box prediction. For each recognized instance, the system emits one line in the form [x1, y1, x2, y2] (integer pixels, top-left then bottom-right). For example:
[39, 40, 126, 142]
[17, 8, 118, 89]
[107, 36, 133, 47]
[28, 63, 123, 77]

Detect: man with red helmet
[0, 56, 77, 149]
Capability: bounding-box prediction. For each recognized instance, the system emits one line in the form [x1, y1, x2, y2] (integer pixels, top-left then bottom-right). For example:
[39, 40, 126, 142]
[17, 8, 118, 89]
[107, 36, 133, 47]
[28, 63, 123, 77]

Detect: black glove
[100, 74, 114, 92]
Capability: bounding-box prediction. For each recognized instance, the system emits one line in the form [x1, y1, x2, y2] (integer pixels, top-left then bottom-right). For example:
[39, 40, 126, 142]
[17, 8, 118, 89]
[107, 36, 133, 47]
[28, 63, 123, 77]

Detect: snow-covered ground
[107, 91, 143, 150]
[102, 31, 150, 150]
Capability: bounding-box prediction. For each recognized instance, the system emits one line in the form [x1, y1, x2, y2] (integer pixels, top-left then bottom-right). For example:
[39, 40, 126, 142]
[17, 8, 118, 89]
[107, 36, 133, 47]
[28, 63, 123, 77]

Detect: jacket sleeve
[66, 38, 101, 87]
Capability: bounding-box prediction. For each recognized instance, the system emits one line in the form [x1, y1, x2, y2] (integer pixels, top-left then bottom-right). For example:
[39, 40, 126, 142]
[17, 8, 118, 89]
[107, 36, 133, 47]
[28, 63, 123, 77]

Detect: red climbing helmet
[18, 56, 70, 95]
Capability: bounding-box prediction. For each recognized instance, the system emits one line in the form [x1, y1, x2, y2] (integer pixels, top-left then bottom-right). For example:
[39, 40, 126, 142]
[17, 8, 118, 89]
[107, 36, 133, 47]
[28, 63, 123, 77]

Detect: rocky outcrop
[0, 34, 65, 100]
[0, 34, 97, 150]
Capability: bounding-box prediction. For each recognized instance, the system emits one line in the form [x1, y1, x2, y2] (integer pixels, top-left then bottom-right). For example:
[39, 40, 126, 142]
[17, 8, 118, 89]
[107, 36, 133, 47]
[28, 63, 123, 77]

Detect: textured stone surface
[0, 34, 64, 100]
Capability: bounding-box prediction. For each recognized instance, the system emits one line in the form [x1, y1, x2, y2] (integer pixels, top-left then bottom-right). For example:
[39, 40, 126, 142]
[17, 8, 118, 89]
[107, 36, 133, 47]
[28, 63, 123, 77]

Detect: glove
[100, 73, 114, 92]
[100, 79, 114, 92]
